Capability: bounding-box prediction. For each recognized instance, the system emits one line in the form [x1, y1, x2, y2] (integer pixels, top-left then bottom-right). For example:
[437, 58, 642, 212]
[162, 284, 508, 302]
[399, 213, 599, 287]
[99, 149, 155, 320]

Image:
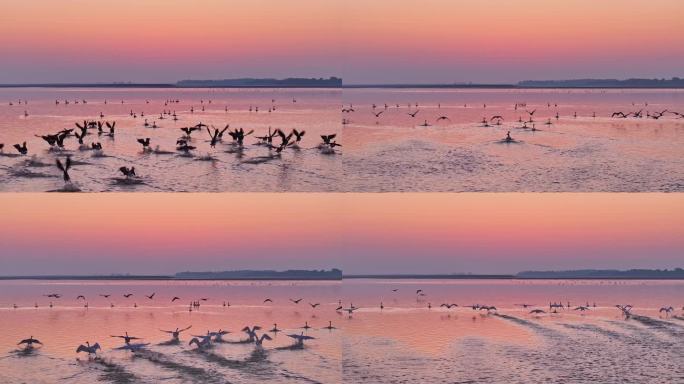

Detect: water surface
[1, 88, 683, 192]
[1, 279, 682, 383]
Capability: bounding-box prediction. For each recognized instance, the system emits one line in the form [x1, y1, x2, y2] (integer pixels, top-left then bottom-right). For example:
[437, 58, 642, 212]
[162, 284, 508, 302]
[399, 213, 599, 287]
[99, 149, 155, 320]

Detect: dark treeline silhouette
[516, 268, 684, 279]
[176, 77, 342, 88]
[518, 77, 684, 88]
[174, 269, 343, 280]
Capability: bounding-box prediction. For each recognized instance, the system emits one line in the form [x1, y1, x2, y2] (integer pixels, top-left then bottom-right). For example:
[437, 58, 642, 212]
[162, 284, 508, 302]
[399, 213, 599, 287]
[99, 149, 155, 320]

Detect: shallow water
[1, 87, 683, 192]
[0, 279, 682, 383]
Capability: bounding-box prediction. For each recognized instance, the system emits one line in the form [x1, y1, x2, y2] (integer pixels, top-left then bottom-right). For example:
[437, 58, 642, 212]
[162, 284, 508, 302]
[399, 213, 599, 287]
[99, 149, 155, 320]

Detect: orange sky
[0, 193, 681, 275]
[1, 0, 682, 83]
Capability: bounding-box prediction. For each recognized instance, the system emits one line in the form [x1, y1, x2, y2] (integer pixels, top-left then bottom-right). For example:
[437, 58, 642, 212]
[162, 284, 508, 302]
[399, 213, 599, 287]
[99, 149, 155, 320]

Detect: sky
[1, 0, 683, 84]
[0, 193, 681, 275]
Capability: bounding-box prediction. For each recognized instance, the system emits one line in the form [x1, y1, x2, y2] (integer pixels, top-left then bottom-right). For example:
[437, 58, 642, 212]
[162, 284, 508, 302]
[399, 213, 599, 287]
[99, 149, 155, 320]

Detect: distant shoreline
[2, 77, 684, 90]
[1, 275, 683, 281]
[2, 84, 683, 89]
[1, 268, 681, 281]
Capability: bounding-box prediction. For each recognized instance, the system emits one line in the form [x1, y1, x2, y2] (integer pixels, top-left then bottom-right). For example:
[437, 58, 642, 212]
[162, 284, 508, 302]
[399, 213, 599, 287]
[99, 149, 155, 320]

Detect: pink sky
[0, 194, 681, 275]
[1, 0, 682, 83]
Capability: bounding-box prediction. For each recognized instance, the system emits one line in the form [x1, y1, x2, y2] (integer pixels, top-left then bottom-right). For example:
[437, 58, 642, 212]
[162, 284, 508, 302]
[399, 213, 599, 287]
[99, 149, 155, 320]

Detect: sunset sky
[0, 194, 681, 275]
[1, 0, 683, 84]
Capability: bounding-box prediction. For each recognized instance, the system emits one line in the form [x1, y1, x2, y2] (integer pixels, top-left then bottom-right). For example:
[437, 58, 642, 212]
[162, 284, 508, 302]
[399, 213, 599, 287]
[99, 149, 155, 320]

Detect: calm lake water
[0, 279, 682, 383]
[1, 87, 683, 192]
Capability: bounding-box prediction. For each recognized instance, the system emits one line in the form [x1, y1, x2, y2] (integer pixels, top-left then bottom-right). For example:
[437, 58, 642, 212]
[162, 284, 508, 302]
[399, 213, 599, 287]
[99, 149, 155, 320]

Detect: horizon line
[1, 76, 683, 89]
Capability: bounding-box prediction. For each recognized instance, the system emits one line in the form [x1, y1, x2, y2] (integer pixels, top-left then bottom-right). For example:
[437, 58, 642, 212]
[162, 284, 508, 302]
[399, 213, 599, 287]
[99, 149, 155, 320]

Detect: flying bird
[56, 158, 72, 183]
[160, 326, 192, 341]
[17, 336, 42, 348]
[119, 166, 136, 178]
[76, 342, 101, 355]
[13, 142, 28, 155]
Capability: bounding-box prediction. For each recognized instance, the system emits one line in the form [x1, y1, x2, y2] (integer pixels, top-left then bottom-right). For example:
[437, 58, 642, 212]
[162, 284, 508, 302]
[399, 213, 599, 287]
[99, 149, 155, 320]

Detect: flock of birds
[3, 97, 682, 188]
[1, 96, 346, 191]
[342, 99, 684, 144]
[1, 118, 342, 191]
[11, 287, 684, 357]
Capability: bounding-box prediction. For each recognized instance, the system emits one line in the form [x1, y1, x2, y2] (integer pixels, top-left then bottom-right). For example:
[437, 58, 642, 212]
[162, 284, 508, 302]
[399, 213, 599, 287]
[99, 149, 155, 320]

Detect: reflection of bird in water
[118, 343, 149, 352]
[529, 309, 546, 315]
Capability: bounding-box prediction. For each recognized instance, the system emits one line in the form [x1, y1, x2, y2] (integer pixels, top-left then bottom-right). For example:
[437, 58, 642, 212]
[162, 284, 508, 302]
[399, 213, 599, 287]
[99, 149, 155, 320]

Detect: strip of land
[0, 269, 682, 280]
[1, 77, 682, 88]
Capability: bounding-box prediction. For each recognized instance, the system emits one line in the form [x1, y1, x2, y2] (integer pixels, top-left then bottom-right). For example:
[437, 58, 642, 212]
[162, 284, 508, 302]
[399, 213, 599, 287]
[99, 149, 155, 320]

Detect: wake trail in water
[89, 357, 139, 384]
[629, 314, 684, 338]
[133, 349, 223, 384]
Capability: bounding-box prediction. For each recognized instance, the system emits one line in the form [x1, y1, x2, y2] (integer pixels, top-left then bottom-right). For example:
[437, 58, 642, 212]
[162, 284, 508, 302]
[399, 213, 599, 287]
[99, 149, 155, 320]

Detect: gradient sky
[1, 0, 682, 83]
[0, 194, 681, 275]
